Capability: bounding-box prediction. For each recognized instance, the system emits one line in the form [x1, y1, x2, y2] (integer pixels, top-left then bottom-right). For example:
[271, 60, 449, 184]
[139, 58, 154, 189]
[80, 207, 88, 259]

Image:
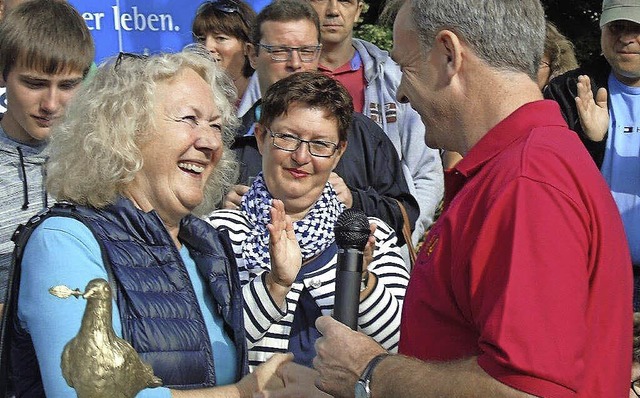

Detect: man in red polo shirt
[305, 0, 633, 397]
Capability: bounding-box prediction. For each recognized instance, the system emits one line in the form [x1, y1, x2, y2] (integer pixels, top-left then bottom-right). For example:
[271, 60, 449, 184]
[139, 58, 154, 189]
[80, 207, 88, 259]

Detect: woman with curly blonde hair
[2, 47, 290, 397]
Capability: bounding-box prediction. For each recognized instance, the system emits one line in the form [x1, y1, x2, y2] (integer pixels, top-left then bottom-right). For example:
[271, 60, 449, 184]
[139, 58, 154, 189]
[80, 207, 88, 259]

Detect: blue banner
[68, 0, 269, 64]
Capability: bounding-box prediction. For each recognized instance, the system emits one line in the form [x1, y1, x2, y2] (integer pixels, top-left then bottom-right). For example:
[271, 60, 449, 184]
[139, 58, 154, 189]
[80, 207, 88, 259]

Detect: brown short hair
[259, 71, 352, 143]
[252, 0, 320, 49]
[0, 0, 94, 79]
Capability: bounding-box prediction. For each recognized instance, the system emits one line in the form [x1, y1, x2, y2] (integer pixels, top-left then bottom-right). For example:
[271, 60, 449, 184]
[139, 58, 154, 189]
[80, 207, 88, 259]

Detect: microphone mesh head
[334, 209, 370, 250]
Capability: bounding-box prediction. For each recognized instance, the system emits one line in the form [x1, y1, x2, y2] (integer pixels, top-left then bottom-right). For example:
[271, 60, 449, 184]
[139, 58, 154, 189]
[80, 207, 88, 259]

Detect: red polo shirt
[399, 100, 632, 397]
[319, 51, 366, 112]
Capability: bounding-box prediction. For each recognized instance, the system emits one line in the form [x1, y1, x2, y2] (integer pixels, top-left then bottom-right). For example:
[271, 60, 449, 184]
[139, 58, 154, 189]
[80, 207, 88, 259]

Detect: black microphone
[333, 209, 370, 330]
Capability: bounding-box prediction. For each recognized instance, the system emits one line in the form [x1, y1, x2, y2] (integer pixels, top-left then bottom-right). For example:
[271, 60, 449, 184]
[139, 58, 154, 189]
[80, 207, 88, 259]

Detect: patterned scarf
[240, 172, 345, 271]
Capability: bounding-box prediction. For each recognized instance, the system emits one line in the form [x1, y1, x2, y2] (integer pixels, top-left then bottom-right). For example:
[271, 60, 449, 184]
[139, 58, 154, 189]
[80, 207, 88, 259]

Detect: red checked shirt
[399, 100, 632, 398]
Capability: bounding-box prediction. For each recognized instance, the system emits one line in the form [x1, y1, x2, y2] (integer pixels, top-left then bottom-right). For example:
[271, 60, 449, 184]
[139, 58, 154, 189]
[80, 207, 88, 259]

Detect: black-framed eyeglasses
[257, 43, 322, 63]
[114, 52, 148, 70]
[195, 0, 249, 29]
[632, 378, 640, 398]
[267, 128, 339, 158]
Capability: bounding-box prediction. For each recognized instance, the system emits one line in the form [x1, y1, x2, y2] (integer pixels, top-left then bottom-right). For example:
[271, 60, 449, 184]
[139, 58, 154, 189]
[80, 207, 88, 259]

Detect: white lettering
[112, 6, 120, 30]
[147, 14, 159, 31]
[121, 12, 133, 31]
[159, 14, 176, 31]
[132, 7, 146, 30]
[94, 13, 105, 30]
[82, 12, 105, 31]
[112, 6, 177, 32]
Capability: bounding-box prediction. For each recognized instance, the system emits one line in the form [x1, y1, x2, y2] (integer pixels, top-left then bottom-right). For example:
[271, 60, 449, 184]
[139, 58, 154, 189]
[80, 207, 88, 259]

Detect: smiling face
[127, 67, 224, 225]
[249, 19, 321, 94]
[255, 103, 345, 220]
[601, 20, 640, 87]
[203, 33, 247, 79]
[308, 0, 362, 47]
[392, 4, 448, 150]
[0, 64, 84, 144]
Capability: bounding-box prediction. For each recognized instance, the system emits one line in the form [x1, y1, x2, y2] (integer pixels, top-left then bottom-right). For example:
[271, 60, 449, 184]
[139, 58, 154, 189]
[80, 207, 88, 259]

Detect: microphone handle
[334, 248, 363, 330]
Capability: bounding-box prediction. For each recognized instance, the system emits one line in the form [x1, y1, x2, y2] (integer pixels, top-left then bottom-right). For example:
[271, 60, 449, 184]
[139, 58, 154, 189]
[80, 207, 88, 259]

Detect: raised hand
[265, 199, 302, 306]
[329, 172, 353, 208]
[575, 75, 609, 142]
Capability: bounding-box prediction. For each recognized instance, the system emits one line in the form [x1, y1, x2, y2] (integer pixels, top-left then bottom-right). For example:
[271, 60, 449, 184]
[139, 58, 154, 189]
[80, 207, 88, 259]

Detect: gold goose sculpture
[50, 278, 162, 398]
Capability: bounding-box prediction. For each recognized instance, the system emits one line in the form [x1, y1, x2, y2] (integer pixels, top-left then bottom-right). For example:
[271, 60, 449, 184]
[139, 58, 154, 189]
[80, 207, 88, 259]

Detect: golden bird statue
[49, 278, 163, 398]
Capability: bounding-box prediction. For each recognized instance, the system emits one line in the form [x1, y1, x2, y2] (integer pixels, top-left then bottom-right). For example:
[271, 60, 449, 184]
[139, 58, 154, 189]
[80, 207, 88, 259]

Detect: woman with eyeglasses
[1, 48, 290, 398]
[206, 72, 409, 371]
[192, 0, 256, 103]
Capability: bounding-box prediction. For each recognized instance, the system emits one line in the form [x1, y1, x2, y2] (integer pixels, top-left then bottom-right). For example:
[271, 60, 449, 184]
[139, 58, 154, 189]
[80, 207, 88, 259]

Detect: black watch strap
[358, 353, 389, 392]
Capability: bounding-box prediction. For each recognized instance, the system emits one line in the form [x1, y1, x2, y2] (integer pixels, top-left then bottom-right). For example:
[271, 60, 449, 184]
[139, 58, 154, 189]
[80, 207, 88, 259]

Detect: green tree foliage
[354, 24, 392, 52]
[357, 0, 604, 65]
[542, 0, 602, 65]
[353, 1, 393, 52]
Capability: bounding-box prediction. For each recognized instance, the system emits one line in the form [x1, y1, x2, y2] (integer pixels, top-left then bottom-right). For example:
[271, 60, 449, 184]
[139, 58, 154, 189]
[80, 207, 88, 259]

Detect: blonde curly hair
[46, 46, 239, 216]
[544, 22, 579, 81]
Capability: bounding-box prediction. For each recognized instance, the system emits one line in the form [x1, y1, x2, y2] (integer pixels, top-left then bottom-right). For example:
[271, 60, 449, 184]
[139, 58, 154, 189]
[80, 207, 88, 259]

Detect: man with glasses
[308, 0, 443, 246]
[545, 0, 640, 310]
[227, 0, 420, 248]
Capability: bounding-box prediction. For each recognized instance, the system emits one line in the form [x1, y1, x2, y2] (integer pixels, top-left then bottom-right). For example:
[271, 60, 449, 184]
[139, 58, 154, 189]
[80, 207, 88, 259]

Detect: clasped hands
[248, 316, 387, 398]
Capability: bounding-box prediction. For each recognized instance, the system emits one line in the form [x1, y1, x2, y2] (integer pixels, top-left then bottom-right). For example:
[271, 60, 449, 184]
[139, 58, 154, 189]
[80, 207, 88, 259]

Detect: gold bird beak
[82, 287, 97, 299]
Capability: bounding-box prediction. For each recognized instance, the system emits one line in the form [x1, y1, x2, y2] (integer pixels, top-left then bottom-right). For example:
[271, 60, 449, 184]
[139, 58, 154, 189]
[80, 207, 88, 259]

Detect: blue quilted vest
[4, 198, 248, 396]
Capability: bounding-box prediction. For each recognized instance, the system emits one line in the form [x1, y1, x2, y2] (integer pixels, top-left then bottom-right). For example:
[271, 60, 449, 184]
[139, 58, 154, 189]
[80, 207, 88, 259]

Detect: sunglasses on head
[114, 51, 148, 70]
[196, 0, 249, 28]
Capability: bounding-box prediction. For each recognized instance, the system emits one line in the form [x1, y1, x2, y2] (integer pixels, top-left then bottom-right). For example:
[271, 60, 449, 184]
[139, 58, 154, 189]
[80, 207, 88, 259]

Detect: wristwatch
[354, 353, 389, 398]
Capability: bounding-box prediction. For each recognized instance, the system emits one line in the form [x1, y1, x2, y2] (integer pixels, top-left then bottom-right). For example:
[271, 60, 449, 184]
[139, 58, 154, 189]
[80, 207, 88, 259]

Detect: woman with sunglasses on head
[193, 0, 256, 103]
[1, 47, 290, 398]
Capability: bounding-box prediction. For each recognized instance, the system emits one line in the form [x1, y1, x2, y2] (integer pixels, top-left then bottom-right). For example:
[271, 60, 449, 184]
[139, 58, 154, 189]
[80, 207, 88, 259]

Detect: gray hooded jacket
[0, 118, 50, 302]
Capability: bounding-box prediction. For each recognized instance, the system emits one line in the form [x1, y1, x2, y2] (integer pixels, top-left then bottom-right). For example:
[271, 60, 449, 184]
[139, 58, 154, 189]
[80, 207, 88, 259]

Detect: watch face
[355, 380, 369, 398]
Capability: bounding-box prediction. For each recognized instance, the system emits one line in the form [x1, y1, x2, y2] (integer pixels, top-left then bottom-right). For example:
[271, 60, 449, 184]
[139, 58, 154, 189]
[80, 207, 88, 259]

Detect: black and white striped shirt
[207, 209, 410, 369]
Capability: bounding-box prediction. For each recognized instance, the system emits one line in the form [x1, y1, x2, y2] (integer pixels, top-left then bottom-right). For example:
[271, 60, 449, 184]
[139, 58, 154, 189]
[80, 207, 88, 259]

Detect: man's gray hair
[410, 0, 545, 79]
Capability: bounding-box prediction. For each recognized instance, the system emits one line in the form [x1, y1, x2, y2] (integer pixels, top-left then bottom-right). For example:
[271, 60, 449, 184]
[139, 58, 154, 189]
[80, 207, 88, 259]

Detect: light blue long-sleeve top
[18, 216, 237, 397]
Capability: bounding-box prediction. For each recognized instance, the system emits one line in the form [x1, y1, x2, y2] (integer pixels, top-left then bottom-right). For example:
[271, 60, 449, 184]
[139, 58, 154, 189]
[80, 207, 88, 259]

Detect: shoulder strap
[394, 199, 416, 271]
[0, 205, 65, 396]
[0, 203, 115, 397]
